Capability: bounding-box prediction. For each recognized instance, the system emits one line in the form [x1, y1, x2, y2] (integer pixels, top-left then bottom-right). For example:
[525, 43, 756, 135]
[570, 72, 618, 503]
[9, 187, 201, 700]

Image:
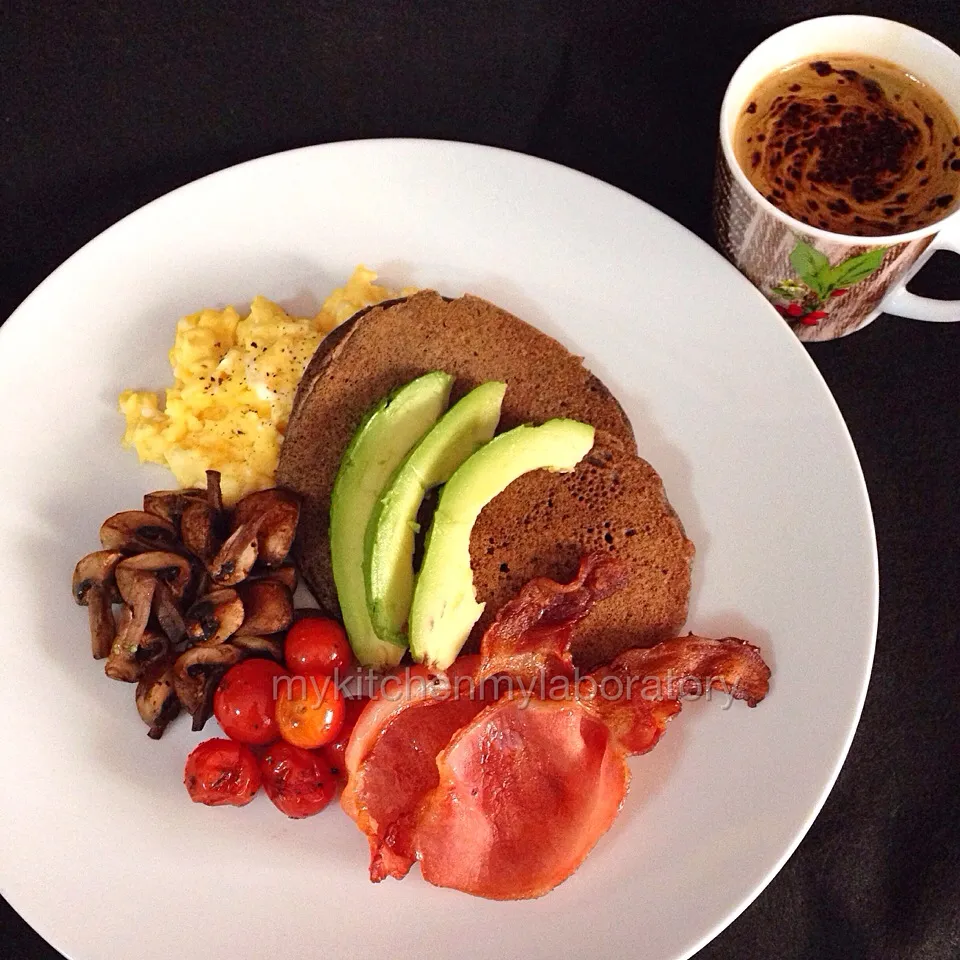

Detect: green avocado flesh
[329, 371, 453, 668]
[365, 381, 507, 646]
[408, 418, 595, 670]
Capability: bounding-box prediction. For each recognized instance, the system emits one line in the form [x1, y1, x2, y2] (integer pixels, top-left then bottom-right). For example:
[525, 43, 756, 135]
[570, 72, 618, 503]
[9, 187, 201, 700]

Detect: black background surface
[3, 2, 959, 958]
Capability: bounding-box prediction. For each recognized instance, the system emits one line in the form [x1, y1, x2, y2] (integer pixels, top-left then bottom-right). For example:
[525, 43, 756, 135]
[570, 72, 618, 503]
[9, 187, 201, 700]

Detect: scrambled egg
[120, 266, 410, 503]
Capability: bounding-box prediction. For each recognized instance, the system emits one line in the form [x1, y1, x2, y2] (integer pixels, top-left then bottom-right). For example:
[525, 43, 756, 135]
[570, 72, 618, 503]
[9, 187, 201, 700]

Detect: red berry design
[830, 288, 848, 298]
[774, 304, 789, 316]
[801, 310, 828, 325]
[786, 303, 804, 317]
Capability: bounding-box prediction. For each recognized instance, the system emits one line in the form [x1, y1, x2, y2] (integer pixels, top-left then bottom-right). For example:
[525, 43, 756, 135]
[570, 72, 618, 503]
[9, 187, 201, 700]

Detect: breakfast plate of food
[0, 139, 877, 960]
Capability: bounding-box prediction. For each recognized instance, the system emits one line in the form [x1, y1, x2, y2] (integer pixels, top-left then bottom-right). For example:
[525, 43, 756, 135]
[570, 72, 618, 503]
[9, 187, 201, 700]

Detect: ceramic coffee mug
[715, 15, 960, 341]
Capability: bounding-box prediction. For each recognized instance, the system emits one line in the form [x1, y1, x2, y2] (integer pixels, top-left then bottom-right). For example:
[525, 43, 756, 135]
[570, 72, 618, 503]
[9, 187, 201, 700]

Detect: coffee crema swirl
[735, 56, 960, 236]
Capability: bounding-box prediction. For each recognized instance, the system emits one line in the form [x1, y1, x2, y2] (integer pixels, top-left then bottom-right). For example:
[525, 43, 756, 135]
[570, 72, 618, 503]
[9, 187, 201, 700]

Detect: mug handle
[882, 220, 960, 322]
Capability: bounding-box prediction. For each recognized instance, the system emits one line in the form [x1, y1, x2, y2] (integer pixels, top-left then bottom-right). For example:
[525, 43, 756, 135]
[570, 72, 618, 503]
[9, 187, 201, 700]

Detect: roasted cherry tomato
[321, 696, 368, 779]
[284, 617, 353, 677]
[260, 741, 337, 818]
[214, 658, 287, 745]
[275, 673, 344, 749]
[184, 738, 261, 807]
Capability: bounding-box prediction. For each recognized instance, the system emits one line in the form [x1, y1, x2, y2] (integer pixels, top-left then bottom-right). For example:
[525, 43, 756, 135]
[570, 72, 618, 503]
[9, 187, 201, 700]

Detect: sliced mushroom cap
[206, 470, 224, 514]
[154, 583, 188, 648]
[100, 511, 180, 554]
[105, 576, 156, 682]
[142, 488, 206, 528]
[173, 643, 244, 729]
[115, 552, 194, 650]
[208, 519, 262, 586]
[86, 589, 117, 660]
[185, 588, 245, 646]
[107, 627, 170, 683]
[136, 659, 181, 739]
[228, 634, 285, 661]
[249, 563, 299, 592]
[180, 500, 222, 565]
[231, 489, 301, 567]
[115, 551, 193, 603]
[72, 550, 123, 605]
[136, 628, 170, 666]
[73, 550, 123, 659]
[235, 580, 294, 637]
[190, 570, 213, 606]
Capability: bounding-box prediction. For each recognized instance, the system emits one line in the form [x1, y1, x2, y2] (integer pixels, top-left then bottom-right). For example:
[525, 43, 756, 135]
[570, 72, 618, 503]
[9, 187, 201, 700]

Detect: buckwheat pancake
[278, 290, 691, 665]
[469, 430, 693, 669]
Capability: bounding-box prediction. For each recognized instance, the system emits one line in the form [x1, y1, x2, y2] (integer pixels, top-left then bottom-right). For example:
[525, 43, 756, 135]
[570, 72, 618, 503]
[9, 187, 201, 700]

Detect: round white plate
[0, 140, 876, 960]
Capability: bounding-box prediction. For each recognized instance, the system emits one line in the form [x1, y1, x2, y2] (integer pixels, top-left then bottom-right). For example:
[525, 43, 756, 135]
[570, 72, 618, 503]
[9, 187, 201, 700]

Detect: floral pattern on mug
[770, 241, 888, 326]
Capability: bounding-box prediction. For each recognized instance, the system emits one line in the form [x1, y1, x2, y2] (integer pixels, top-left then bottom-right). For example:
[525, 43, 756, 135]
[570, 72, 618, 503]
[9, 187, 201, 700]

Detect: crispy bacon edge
[474, 552, 629, 684]
[597, 634, 772, 708]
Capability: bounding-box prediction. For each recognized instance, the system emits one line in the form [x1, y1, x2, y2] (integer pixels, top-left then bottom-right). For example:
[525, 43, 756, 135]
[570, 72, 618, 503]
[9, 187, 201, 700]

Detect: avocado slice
[408, 418, 595, 669]
[365, 381, 507, 646]
[330, 371, 453, 669]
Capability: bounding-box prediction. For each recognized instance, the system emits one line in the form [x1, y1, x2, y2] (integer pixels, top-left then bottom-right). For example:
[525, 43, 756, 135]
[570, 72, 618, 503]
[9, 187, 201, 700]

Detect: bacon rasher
[341, 554, 771, 898]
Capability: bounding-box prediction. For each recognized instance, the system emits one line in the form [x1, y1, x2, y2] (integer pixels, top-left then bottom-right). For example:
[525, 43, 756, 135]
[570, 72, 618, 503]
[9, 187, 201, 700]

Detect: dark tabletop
[3, 2, 959, 958]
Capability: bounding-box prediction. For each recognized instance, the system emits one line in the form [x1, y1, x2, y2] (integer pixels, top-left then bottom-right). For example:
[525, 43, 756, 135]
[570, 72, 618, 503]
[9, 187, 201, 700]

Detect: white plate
[0, 140, 876, 960]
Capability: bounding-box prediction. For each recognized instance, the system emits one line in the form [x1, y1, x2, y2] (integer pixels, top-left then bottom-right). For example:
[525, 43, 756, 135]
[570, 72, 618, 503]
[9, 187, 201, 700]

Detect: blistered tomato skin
[184, 738, 261, 807]
[275, 673, 345, 749]
[214, 659, 287, 745]
[260, 741, 337, 818]
[321, 697, 368, 779]
[284, 617, 353, 677]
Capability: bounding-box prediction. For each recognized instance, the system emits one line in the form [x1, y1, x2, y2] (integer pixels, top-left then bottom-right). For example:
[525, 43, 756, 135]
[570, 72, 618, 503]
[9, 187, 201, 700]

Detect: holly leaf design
[789, 240, 832, 298]
[790, 240, 829, 279]
[826, 247, 888, 289]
